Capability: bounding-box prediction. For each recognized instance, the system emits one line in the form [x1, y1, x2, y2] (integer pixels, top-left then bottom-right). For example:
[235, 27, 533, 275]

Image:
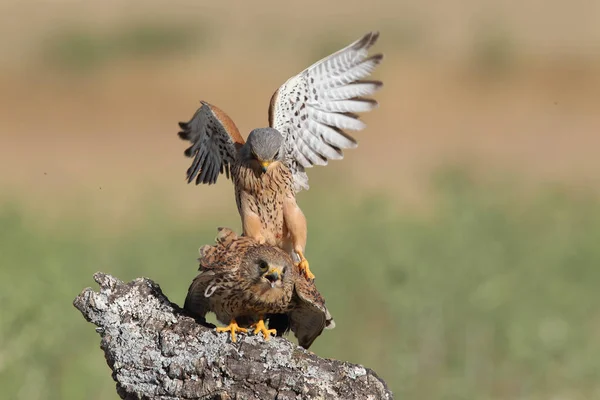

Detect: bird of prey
[178, 31, 383, 281]
[184, 227, 335, 349]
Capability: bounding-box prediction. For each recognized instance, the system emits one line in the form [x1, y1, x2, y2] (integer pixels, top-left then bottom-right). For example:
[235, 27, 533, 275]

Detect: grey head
[245, 127, 284, 172]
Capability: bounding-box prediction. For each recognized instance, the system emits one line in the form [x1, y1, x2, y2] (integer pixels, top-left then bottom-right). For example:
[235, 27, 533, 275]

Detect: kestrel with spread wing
[178, 32, 383, 280]
[184, 227, 335, 349]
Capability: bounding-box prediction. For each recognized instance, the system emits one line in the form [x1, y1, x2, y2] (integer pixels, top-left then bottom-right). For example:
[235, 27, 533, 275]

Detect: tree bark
[73, 272, 393, 400]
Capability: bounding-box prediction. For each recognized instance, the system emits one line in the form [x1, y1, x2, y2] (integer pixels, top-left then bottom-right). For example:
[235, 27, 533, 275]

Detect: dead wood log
[73, 272, 393, 400]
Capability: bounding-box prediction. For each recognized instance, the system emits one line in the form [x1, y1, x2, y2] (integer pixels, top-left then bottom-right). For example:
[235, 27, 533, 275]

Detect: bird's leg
[296, 250, 315, 280]
[216, 319, 248, 343]
[241, 202, 266, 244]
[251, 317, 277, 341]
[282, 197, 314, 280]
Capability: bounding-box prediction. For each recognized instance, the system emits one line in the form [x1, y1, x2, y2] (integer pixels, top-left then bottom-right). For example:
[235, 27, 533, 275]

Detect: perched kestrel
[184, 227, 335, 349]
[178, 32, 383, 280]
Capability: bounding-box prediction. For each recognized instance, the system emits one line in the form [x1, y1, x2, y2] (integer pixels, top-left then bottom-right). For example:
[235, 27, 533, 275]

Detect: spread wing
[178, 101, 245, 185]
[268, 31, 383, 192]
[287, 277, 336, 349]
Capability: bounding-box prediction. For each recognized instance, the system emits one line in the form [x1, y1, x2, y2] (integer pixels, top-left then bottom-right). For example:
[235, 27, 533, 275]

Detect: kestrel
[184, 227, 335, 349]
[178, 31, 383, 280]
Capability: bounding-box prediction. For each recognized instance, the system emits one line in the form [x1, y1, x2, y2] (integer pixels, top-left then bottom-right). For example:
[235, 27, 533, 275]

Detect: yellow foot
[216, 319, 248, 343]
[251, 319, 277, 341]
[296, 251, 315, 280]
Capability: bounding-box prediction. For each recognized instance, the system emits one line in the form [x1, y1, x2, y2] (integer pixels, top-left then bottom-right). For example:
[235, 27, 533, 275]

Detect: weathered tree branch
[73, 272, 393, 400]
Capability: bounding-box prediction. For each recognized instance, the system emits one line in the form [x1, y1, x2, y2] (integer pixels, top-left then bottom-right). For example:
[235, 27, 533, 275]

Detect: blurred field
[1, 0, 599, 399]
[3, 172, 600, 399]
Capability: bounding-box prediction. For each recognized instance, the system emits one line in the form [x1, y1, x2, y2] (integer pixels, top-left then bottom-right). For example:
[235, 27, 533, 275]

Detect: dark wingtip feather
[342, 111, 360, 120]
[178, 121, 193, 141]
[183, 146, 195, 158]
[351, 97, 379, 109]
[330, 144, 343, 157]
[366, 31, 380, 48]
[185, 165, 196, 183]
[354, 31, 380, 51]
[196, 164, 206, 184]
[351, 97, 378, 104]
[186, 150, 204, 184]
[369, 53, 384, 64]
[331, 126, 358, 147]
[355, 79, 384, 92]
[369, 31, 380, 45]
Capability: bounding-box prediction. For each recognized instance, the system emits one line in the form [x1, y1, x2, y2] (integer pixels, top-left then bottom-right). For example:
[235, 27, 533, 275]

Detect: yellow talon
[251, 318, 277, 341]
[216, 319, 248, 343]
[296, 251, 315, 280]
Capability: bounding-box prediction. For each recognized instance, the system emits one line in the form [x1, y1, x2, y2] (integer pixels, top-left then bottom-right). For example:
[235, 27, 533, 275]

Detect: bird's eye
[273, 150, 280, 159]
[258, 260, 269, 273]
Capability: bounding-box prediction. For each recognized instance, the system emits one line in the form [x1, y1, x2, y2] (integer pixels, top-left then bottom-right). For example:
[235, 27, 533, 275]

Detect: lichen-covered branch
[73, 273, 393, 400]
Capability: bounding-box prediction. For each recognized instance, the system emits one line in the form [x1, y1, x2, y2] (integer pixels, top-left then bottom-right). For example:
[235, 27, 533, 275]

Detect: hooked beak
[260, 160, 271, 173]
[265, 267, 282, 287]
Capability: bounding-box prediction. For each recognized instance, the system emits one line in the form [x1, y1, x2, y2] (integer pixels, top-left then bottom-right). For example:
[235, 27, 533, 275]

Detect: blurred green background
[1, 1, 599, 399]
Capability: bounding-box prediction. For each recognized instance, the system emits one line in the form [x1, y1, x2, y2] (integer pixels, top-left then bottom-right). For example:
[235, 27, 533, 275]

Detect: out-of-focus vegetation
[471, 22, 516, 75]
[42, 20, 212, 71]
[2, 170, 600, 400]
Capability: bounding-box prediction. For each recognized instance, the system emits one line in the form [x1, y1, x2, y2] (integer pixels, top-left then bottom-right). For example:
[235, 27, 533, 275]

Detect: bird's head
[241, 246, 293, 300]
[245, 127, 284, 173]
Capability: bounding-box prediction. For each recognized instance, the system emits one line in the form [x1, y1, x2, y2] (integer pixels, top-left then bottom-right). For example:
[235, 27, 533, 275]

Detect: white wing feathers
[269, 31, 383, 192]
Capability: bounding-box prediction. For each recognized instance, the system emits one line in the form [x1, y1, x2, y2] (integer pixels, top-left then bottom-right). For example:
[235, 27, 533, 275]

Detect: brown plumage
[178, 32, 384, 280]
[184, 227, 335, 349]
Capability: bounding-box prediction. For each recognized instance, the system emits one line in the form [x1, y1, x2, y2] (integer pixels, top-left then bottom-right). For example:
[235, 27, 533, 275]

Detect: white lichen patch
[347, 365, 367, 379]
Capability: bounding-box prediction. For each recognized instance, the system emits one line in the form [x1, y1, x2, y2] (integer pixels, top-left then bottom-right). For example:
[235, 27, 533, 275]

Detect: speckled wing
[287, 276, 336, 349]
[183, 270, 216, 320]
[268, 31, 383, 192]
[178, 102, 245, 185]
[184, 227, 250, 319]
